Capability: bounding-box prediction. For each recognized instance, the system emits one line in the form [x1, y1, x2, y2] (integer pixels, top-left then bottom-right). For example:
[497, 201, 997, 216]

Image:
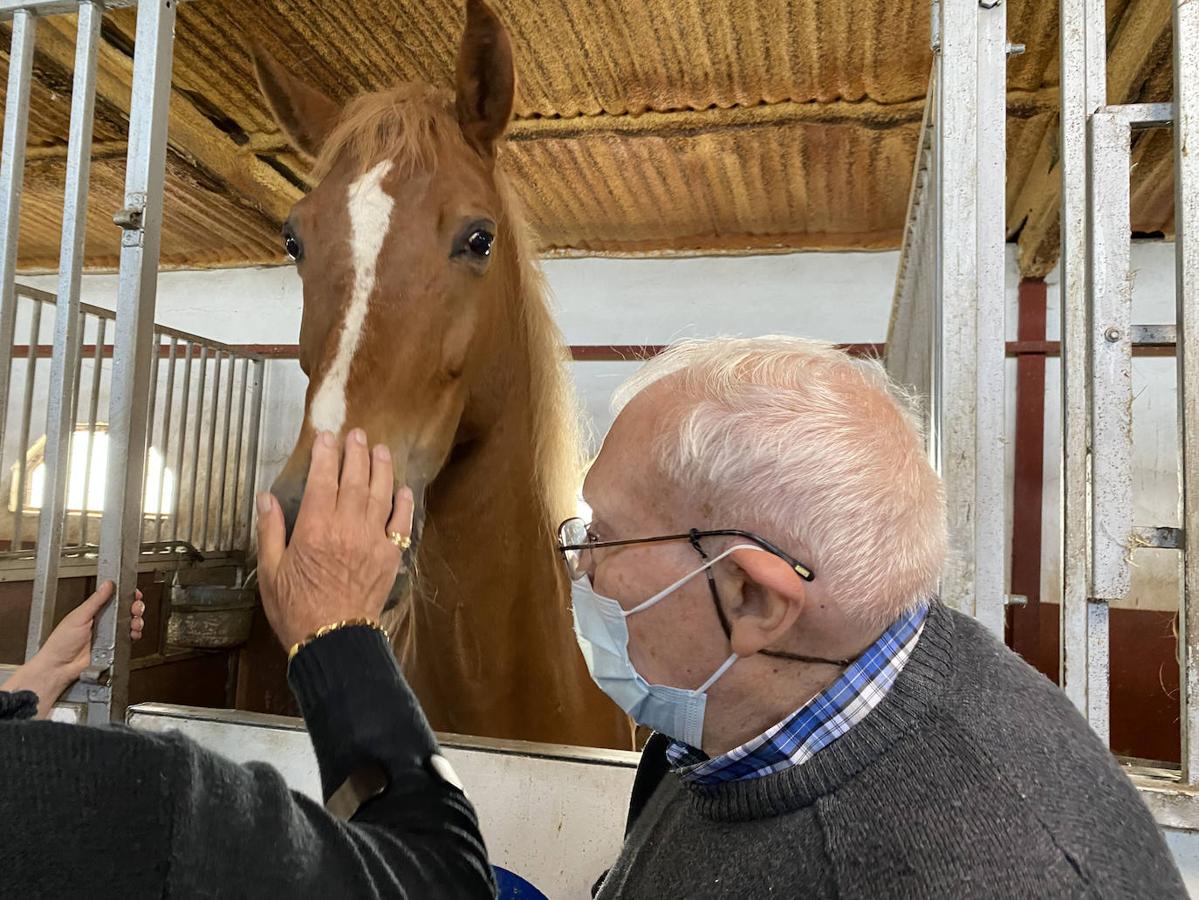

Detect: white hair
[613, 335, 947, 630]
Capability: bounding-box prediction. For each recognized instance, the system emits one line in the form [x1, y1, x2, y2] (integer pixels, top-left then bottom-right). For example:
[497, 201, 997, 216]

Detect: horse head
[253, 0, 520, 608]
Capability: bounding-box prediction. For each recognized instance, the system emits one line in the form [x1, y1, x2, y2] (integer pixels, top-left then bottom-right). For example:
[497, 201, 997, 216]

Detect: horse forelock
[314, 82, 454, 180]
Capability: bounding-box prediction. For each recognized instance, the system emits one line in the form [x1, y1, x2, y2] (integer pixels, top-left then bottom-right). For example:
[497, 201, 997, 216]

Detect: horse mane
[494, 170, 585, 532]
[316, 82, 583, 536]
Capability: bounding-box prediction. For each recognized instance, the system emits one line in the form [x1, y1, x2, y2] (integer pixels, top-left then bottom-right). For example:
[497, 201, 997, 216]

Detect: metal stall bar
[91, 0, 178, 723]
[215, 355, 238, 549]
[184, 346, 207, 546]
[171, 342, 193, 542]
[10, 298, 41, 550]
[973, 0, 1008, 639]
[1176, 0, 1199, 785]
[933, 0, 980, 617]
[141, 333, 162, 543]
[223, 356, 248, 550]
[1058, 0, 1108, 720]
[153, 337, 177, 544]
[28, 0, 103, 656]
[79, 316, 106, 547]
[0, 9, 37, 474]
[238, 359, 264, 550]
[200, 350, 223, 550]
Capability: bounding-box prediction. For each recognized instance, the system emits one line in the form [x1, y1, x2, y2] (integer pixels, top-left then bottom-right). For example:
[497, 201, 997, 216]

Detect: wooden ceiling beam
[34, 15, 301, 226]
[26, 139, 127, 161]
[1013, 0, 1173, 278]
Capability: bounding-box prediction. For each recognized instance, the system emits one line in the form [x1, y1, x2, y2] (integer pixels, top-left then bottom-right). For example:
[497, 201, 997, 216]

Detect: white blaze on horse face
[309, 160, 396, 436]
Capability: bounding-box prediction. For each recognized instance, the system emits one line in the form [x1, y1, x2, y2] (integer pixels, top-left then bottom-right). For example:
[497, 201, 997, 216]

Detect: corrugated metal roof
[0, 0, 1177, 271]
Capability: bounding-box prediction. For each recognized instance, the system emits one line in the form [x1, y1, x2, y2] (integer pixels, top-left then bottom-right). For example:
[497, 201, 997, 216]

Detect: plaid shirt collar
[666, 601, 930, 785]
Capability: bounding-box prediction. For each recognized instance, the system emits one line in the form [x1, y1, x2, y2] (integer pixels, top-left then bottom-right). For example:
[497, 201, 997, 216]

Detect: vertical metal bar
[974, 0, 1007, 638]
[238, 358, 265, 550]
[29, 0, 103, 658]
[1059, 0, 1108, 718]
[11, 299, 41, 551]
[79, 317, 106, 547]
[63, 310, 85, 549]
[1175, 0, 1199, 783]
[0, 10, 38, 472]
[185, 345, 207, 546]
[1084, 110, 1132, 748]
[153, 337, 177, 544]
[226, 355, 249, 551]
[934, 0, 979, 615]
[214, 351, 235, 549]
[199, 350, 223, 550]
[92, 0, 178, 724]
[171, 341, 193, 544]
[141, 332, 162, 543]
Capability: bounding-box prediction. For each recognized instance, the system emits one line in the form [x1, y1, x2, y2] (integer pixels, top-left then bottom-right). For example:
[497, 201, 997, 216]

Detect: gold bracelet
[287, 617, 384, 663]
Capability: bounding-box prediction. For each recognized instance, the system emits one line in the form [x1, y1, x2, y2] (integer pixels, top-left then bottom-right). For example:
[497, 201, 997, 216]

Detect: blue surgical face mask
[569, 544, 765, 748]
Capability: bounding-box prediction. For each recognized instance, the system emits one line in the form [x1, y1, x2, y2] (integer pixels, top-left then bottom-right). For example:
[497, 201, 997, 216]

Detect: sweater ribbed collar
[683, 600, 956, 822]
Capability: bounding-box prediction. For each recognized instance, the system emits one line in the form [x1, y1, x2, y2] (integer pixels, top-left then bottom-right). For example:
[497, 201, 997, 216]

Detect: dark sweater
[0, 625, 496, 899]
[596, 602, 1187, 899]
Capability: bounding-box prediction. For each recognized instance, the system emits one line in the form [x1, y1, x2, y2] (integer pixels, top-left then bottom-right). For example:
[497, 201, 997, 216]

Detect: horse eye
[466, 229, 493, 258]
[283, 230, 302, 262]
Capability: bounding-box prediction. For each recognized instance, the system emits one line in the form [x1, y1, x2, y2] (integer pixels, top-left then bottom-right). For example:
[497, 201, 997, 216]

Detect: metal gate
[0, 0, 263, 723]
[1059, 0, 1199, 824]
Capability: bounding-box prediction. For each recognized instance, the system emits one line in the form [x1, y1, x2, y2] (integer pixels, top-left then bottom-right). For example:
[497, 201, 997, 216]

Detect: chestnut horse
[252, 1, 631, 749]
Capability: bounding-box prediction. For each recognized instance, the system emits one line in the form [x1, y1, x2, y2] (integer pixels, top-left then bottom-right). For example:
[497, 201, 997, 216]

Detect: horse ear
[454, 0, 515, 155]
[250, 42, 340, 159]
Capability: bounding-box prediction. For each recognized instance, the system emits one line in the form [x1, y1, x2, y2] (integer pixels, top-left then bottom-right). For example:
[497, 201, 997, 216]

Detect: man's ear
[724, 549, 807, 657]
[250, 41, 340, 159]
[454, 0, 515, 156]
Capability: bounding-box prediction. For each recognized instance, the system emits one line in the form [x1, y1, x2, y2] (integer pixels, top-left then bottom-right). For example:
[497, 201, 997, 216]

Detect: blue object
[493, 865, 549, 899]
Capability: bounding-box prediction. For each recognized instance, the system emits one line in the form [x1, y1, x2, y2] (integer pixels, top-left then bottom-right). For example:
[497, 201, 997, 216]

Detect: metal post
[0, 10, 38, 476]
[1058, 0, 1108, 719]
[1175, 0, 1199, 784]
[933, 0, 979, 615]
[29, 0, 103, 658]
[1085, 109, 1133, 747]
[91, 0, 178, 724]
[224, 355, 249, 550]
[974, 0, 1008, 638]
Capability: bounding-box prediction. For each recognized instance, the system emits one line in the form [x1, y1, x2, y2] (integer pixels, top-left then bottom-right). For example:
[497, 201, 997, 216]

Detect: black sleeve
[164, 624, 496, 899]
[0, 690, 37, 721]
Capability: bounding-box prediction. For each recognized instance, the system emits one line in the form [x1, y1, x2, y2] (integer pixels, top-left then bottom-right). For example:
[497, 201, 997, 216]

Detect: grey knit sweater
[596, 602, 1186, 899]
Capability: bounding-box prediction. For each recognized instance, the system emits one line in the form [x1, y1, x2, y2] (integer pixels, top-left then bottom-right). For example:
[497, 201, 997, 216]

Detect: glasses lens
[558, 518, 590, 580]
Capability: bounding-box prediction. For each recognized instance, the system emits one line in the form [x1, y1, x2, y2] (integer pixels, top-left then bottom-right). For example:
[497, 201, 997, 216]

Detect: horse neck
[411, 274, 575, 684]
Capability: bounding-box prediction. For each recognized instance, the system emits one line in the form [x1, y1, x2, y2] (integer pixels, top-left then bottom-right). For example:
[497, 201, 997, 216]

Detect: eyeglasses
[556, 517, 815, 583]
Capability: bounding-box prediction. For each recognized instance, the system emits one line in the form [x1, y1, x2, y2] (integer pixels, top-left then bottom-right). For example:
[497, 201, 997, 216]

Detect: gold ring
[388, 531, 411, 551]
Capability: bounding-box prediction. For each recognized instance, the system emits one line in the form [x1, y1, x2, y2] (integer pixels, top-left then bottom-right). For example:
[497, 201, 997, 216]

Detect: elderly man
[561, 336, 1185, 898]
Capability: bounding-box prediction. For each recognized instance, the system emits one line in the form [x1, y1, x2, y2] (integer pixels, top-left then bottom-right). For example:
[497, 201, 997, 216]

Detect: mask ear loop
[688, 529, 852, 669]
